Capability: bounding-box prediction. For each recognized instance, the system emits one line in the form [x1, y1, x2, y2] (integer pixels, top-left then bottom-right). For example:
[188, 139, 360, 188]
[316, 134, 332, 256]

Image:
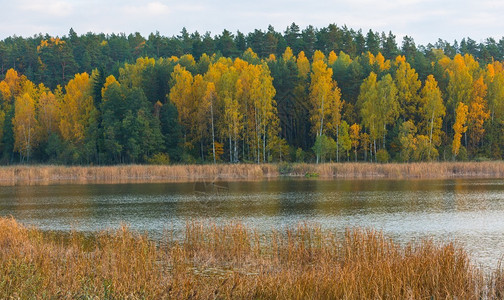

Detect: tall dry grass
[0, 161, 503, 185]
[290, 161, 504, 179]
[0, 217, 501, 299]
[0, 164, 277, 185]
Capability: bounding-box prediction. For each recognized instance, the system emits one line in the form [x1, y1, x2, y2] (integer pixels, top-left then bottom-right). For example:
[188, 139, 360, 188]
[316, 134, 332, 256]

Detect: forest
[1, 23, 504, 164]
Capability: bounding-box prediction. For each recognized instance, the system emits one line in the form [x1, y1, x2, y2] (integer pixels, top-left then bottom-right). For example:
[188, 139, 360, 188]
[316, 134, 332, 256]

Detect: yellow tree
[467, 77, 490, 151]
[309, 59, 332, 163]
[13, 93, 39, 162]
[178, 54, 197, 70]
[192, 74, 217, 160]
[119, 57, 156, 88]
[377, 74, 399, 149]
[205, 60, 243, 162]
[367, 52, 391, 72]
[282, 47, 294, 61]
[309, 58, 344, 163]
[327, 81, 343, 161]
[452, 102, 468, 158]
[37, 90, 60, 141]
[4, 69, 23, 100]
[358, 72, 398, 160]
[101, 75, 120, 99]
[244, 63, 278, 163]
[296, 51, 310, 79]
[361, 132, 371, 161]
[349, 123, 361, 161]
[222, 91, 242, 162]
[257, 64, 279, 163]
[398, 120, 417, 162]
[203, 82, 218, 163]
[357, 72, 379, 160]
[242, 48, 260, 64]
[309, 60, 333, 137]
[169, 65, 195, 149]
[59, 72, 94, 146]
[445, 54, 473, 114]
[0, 72, 16, 145]
[0, 81, 11, 104]
[328, 51, 338, 65]
[312, 50, 326, 63]
[375, 52, 390, 71]
[484, 62, 504, 157]
[463, 53, 480, 78]
[394, 55, 421, 120]
[211, 62, 241, 162]
[485, 61, 504, 124]
[486, 64, 504, 122]
[419, 75, 445, 158]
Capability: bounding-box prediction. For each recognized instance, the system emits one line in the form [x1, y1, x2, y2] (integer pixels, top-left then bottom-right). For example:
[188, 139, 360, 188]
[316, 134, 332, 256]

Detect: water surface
[1, 178, 503, 269]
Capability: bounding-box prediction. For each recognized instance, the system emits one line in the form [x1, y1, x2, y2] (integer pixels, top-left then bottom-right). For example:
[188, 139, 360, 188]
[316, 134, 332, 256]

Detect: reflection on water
[1, 178, 504, 269]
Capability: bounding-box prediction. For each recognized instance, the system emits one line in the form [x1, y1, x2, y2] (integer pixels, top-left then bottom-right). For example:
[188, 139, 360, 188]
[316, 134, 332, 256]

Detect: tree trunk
[255, 107, 260, 164]
[429, 110, 435, 159]
[229, 134, 232, 163]
[316, 133, 320, 164]
[263, 120, 266, 163]
[319, 95, 325, 137]
[383, 124, 386, 150]
[233, 121, 238, 163]
[211, 101, 216, 164]
[374, 139, 377, 162]
[336, 124, 339, 163]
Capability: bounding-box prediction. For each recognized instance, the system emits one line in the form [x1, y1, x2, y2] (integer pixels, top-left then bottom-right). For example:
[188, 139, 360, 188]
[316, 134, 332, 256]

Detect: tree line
[1, 25, 504, 164]
[3, 24, 504, 89]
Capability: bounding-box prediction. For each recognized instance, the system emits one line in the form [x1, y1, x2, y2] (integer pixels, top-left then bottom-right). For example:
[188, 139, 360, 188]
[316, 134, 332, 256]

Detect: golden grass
[289, 161, 504, 179]
[0, 217, 502, 299]
[0, 161, 503, 185]
[0, 164, 276, 185]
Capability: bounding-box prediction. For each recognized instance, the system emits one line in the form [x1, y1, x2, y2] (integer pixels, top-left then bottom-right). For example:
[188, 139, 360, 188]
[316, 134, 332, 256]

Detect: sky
[2, 0, 504, 46]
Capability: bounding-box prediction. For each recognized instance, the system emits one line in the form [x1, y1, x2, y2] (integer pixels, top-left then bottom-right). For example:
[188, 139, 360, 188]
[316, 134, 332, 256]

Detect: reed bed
[0, 217, 502, 299]
[0, 164, 276, 185]
[0, 161, 503, 185]
[290, 161, 504, 179]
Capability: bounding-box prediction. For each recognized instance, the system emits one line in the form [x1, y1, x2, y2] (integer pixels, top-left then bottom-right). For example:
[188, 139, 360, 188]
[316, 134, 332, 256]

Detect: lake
[1, 178, 504, 269]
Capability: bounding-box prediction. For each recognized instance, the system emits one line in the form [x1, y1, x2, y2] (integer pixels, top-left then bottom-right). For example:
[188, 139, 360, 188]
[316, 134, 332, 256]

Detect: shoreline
[0, 161, 503, 185]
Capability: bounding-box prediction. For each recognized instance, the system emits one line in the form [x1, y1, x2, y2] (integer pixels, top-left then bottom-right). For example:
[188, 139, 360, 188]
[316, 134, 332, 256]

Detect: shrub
[295, 147, 305, 162]
[278, 162, 294, 175]
[146, 153, 170, 165]
[376, 149, 390, 163]
[457, 146, 468, 161]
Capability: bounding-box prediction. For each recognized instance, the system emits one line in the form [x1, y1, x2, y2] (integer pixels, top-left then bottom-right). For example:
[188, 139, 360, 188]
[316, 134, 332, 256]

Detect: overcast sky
[3, 0, 504, 46]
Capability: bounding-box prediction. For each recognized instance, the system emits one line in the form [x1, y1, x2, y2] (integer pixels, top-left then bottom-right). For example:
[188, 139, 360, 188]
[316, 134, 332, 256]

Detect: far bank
[0, 161, 503, 186]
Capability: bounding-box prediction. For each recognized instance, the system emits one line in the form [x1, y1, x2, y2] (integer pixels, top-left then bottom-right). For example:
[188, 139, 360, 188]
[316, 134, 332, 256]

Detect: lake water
[1, 178, 504, 269]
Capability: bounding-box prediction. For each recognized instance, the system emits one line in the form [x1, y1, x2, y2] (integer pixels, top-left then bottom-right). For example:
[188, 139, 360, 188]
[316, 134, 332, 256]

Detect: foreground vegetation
[1, 161, 504, 185]
[2, 217, 504, 299]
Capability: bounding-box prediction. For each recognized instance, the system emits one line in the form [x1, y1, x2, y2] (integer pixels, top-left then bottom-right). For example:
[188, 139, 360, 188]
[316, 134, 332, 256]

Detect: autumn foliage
[0, 27, 503, 164]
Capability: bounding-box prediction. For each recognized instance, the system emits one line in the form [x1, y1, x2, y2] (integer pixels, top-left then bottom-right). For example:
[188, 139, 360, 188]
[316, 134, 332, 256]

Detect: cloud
[122, 2, 170, 16]
[21, 0, 74, 17]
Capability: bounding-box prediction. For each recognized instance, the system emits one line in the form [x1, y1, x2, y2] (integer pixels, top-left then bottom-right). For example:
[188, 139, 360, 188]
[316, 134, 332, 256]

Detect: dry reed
[0, 217, 501, 299]
[290, 161, 504, 179]
[0, 161, 503, 186]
